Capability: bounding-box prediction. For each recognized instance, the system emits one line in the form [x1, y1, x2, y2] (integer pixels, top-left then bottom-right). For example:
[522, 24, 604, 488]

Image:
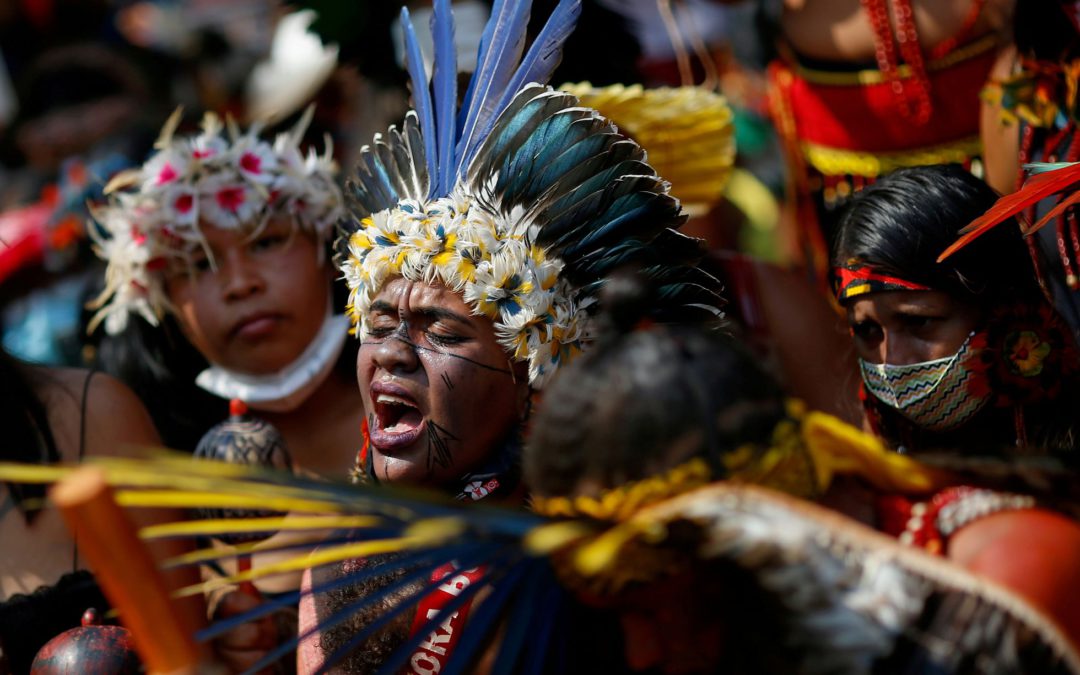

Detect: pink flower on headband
[88, 108, 344, 335]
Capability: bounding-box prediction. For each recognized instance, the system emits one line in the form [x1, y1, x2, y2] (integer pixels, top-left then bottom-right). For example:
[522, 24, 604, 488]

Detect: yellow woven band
[530, 457, 713, 522]
[802, 136, 983, 178]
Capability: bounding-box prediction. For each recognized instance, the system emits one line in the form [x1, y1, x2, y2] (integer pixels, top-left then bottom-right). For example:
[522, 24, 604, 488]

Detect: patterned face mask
[859, 332, 992, 432]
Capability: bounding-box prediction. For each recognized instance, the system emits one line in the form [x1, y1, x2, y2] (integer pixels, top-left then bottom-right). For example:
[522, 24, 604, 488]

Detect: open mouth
[374, 393, 423, 434]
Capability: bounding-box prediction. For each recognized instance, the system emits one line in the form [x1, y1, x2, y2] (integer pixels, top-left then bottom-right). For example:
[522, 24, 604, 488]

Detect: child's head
[89, 110, 344, 376]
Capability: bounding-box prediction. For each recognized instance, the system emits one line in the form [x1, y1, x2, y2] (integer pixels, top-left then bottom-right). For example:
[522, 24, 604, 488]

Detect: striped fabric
[860, 333, 992, 431]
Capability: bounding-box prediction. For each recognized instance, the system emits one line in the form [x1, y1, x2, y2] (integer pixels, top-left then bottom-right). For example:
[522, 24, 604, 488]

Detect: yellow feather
[802, 411, 942, 493]
[163, 540, 276, 570]
[115, 490, 345, 514]
[0, 462, 74, 483]
[177, 536, 430, 597]
[522, 521, 594, 556]
[402, 516, 466, 541]
[571, 521, 648, 576]
[139, 515, 384, 540]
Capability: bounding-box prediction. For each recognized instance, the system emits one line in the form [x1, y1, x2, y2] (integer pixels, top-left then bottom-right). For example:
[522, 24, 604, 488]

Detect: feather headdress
[87, 108, 345, 335]
[559, 82, 736, 215]
[338, 0, 724, 387]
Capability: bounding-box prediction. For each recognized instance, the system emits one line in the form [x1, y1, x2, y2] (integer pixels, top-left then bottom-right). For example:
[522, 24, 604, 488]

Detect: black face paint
[425, 420, 457, 474]
[440, 372, 455, 390]
[359, 335, 515, 376]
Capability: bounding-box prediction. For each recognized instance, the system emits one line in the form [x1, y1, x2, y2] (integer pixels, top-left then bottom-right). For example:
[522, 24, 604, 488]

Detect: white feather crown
[340, 188, 590, 389]
[88, 108, 345, 335]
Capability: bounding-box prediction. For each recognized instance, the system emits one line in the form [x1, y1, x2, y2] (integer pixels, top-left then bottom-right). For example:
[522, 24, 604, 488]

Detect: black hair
[832, 164, 1042, 306]
[526, 275, 786, 497]
[0, 349, 59, 523]
[1014, 1, 1080, 63]
[91, 313, 225, 452]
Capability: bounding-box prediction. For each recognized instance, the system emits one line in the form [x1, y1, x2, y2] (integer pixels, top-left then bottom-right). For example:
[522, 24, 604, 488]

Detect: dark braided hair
[526, 275, 786, 498]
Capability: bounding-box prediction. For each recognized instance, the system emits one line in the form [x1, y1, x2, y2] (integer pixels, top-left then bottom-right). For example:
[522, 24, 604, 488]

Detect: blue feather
[456, 0, 533, 178]
[431, 0, 457, 197]
[520, 567, 562, 675]
[457, 0, 506, 136]
[313, 568, 451, 675]
[438, 560, 536, 674]
[511, 118, 614, 203]
[468, 88, 564, 182]
[489, 560, 548, 675]
[539, 173, 656, 249]
[481, 0, 582, 146]
[561, 196, 659, 255]
[401, 8, 438, 200]
[495, 111, 580, 200]
[1024, 162, 1078, 175]
[539, 163, 654, 231]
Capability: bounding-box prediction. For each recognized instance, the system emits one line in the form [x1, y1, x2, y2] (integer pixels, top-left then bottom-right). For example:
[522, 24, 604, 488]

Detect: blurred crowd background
[0, 0, 783, 369]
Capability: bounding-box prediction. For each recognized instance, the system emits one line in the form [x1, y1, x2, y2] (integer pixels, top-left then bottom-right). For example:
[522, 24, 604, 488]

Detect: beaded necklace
[860, 0, 986, 126]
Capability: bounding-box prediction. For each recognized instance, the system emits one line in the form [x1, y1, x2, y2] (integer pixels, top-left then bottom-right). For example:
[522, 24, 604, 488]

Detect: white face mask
[859, 331, 992, 432]
[195, 311, 350, 413]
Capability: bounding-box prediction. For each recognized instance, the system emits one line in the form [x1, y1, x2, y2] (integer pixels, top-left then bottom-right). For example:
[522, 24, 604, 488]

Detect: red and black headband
[833, 262, 931, 303]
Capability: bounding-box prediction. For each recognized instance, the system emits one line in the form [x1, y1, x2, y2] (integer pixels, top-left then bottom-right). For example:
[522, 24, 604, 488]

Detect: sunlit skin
[165, 217, 332, 375]
[357, 277, 530, 484]
[847, 290, 982, 365]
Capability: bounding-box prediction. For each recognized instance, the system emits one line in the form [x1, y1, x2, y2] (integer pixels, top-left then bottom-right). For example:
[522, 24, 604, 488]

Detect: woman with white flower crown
[86, 107, 365, 669]
[89, 106, 361, 479]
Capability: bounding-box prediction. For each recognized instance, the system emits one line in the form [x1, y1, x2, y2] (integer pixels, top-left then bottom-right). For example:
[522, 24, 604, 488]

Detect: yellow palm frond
[140, 514, 384, 540]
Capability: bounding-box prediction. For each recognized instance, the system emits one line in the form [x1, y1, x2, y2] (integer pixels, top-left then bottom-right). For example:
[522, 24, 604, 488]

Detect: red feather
[938, 163, 1080, 262]
[1025, 190, 1080, 235]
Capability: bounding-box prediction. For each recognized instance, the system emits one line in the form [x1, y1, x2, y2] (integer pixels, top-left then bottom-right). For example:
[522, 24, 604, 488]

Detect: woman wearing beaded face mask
[831, 164, 1080, 458]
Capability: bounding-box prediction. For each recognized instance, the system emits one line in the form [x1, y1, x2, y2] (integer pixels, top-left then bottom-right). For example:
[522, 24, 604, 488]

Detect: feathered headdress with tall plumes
[87, 108, 345, 335]
[338, 0, 724, 386]
[2, 412, 1079, 674]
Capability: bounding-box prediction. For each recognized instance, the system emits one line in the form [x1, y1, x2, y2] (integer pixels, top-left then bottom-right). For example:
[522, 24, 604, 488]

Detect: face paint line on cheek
[425, 420, 458, 475]
[440, 372, 455, 391]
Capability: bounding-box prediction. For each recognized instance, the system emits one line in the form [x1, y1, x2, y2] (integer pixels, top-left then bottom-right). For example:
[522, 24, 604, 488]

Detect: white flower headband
[88, 107, 345, 335]
[341, 190, 591, 388]
[338, 2, 724, 390]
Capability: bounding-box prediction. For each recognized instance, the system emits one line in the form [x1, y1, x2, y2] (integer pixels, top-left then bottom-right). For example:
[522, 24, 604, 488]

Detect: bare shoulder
[32, 367, 162, 459]
[949, 509, 1080, 644]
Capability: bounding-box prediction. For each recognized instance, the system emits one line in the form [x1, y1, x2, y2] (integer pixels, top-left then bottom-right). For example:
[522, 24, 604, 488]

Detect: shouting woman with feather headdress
[295, 0, 725, 669]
